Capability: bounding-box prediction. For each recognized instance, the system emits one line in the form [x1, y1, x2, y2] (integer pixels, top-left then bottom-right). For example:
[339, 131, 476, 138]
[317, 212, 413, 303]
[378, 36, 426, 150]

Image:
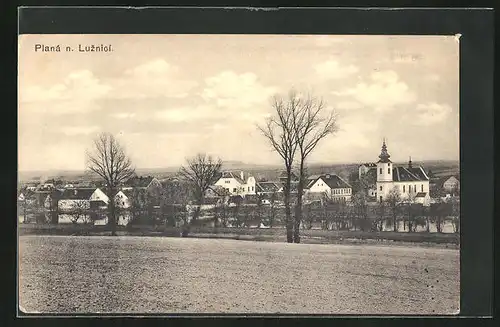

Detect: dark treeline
[19, 191, 459, 234]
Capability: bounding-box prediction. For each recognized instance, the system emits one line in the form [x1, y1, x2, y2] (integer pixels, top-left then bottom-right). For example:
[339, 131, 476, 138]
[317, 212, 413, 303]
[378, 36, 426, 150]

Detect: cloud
[201, 71, 277, 109]
[335, 101, 363, 110]
[332, 70, 416, 111]
[124, 59, 178, 76]
[414, 102, 452, 125]
[314, 60, 358, 80]
[426, 73, 440, 82]
[20, 70, 111, 103]
[109, 112, 137, 119]
[59, 125, 100, 136]
[111, 58, 197, 99]
[154, 105, 217, 122]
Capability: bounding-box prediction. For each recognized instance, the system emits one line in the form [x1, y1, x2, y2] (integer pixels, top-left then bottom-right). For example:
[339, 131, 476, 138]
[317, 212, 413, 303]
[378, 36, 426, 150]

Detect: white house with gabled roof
[214, 171, 256, 196]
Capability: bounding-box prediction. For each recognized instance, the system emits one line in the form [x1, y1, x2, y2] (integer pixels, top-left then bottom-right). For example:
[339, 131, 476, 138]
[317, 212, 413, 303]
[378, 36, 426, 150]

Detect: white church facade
[373, 140, 431, 206]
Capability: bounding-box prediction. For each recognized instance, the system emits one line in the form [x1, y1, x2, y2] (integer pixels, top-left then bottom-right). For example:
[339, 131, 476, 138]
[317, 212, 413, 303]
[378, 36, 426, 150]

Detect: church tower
[377, 139, 393, 182]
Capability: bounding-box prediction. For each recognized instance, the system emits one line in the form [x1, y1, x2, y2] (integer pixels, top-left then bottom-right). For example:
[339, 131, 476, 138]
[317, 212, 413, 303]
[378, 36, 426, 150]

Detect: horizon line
[18, 158, 460, 174]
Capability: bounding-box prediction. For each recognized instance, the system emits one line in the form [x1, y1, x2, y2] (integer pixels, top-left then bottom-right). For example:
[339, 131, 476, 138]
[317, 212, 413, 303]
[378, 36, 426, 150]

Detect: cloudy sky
[18, 34, 459, 171]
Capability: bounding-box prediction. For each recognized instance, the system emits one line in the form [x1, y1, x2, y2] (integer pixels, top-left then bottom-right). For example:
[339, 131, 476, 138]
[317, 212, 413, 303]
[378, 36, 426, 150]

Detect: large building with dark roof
[304, 173, 352, 202]
[374, 140, 430, 205]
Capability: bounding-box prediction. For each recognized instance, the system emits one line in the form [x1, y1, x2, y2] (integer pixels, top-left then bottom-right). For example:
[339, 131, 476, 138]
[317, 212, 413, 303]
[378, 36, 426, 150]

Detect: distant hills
[18, 159, 459, 183]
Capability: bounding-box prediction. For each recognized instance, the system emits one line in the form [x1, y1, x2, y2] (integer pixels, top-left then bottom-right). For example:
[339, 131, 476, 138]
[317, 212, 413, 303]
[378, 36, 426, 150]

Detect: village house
[56, 188, 109, 212]
[374, 140, 431, 206]
[24, 183, 38, 191]
[357, 164, 380, 198]
[114, 190, 131, 209]
[358, 163, 377, 179]
[213, 171, 256, 196]
[205, 185, 227, 198]
[18, 189, 37, 205]
[278, 170, 299, 184]
[256, 181, 282, 198]
[440, 175, 460, 194]
[122, 176, 163, 191]
[305, 173, 352, 202]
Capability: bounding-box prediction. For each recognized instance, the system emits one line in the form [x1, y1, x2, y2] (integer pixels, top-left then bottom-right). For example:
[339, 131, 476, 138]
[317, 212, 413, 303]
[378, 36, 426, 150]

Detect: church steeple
[378, 138, 391, 163]
[408, 156, 413, 168]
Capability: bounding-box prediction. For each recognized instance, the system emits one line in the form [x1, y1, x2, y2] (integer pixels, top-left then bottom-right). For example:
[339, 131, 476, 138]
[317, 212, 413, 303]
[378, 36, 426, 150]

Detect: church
[362, 140, 431, 206]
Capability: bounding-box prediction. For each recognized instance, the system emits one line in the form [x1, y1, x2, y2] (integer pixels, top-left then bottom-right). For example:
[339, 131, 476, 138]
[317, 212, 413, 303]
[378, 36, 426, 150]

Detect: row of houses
[18, 176, 165, 212]
[207, 170, 353, 203]
[18, 141, 459, 211]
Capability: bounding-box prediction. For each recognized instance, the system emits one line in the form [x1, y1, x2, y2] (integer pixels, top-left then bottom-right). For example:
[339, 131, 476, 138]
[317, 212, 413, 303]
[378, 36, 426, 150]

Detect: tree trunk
[108, 189, 117, 236]
[284, 168, 293, 243]
[293, 160, 305, 243]
[393, 209, 397, 232]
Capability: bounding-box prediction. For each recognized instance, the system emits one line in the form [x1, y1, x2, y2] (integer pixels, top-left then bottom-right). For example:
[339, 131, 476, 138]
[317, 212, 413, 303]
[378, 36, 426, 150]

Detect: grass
[18, 223, 460, 249]
[19, 235, 460, 314]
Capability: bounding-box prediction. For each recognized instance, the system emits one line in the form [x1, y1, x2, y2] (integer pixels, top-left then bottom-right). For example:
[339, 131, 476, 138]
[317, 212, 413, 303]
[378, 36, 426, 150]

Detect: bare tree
[257, 95, 299, 243]
[386, 186, 401, 232]
[265, 191, 278, 228]
[450, 192, 460, 234]
[178, 153, 222, 236]
[352, 191, 369, 232]
[86, 133, 135, 236]
[69, 201, 90, 224]
[375, 200, 387, 232]
[290, 91, 338, 243]
[406, 187, 418, 232]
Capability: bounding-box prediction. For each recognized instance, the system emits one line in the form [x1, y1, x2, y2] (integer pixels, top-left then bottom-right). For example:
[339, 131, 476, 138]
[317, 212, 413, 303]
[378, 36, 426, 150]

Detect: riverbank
[18, 223, 460, 249]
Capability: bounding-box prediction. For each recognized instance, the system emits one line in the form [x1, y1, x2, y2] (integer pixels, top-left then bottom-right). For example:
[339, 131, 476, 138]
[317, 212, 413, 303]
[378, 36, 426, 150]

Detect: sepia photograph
[18, 34, 460, 315]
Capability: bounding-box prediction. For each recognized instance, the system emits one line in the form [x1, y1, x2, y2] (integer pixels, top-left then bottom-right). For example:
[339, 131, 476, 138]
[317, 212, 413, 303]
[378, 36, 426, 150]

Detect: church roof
[392, 166, 429, 182]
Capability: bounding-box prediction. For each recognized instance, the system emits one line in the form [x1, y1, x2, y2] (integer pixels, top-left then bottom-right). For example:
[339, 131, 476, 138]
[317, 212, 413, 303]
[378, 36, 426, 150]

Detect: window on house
[379, 186, 382, 191]
[233, 188, 236, 192]
[421, 184, 424, 192]
[380, 196, 383, 202]
[252, 186, 254, 191]
[403, 185, 405, 192]
[380, 168, 382, 174]
[388, 168, 390, 174]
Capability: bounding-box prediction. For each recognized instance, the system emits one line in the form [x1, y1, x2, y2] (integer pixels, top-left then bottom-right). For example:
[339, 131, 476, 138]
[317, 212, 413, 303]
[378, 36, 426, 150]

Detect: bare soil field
[19, 235, 459, 315]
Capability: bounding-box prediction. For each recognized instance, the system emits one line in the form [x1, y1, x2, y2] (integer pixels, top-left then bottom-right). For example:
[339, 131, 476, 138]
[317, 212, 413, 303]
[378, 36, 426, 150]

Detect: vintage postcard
[18, 34, 460, 315]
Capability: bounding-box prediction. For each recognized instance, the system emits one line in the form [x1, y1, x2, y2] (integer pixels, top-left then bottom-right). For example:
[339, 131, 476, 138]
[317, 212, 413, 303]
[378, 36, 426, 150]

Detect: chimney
[240, 171, 245, 181]
[408, 156, 413, 169]
[326, 174, 331, 179]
